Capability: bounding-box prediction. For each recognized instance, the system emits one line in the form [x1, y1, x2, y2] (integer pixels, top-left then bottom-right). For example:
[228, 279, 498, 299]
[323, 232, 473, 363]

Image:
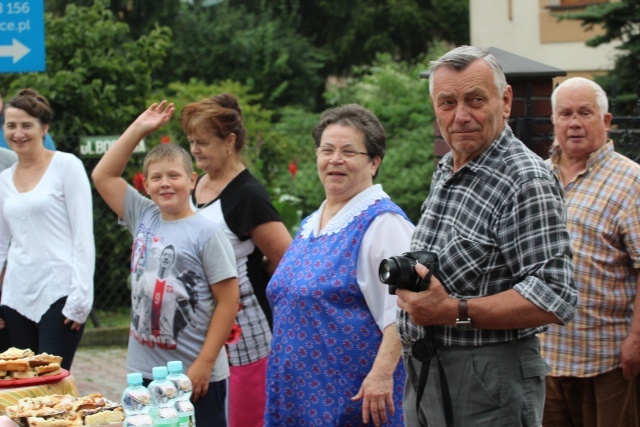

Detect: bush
[320, 50, 446, 222]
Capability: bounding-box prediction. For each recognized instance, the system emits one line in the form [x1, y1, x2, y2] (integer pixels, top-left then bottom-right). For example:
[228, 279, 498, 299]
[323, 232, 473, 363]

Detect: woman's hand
[63, 318, 83, 331]
[351, 323, 401, 426]
[186, 357, 214, 402]
[352, 371, 395, 426]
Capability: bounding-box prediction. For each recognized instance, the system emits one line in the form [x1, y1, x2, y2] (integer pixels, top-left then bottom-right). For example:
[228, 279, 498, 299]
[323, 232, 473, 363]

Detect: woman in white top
[0, 89, 94, 370]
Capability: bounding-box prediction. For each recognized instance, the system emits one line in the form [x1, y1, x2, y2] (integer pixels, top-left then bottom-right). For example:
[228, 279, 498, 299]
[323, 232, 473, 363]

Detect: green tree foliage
[273, 49, 444, 223]
[561, 0, 640, 114]
[0, 0, 461, 309]
[158, 1, 327, 110]
[46, 0, 469, 113]
[0, 1, 173, 310]
[269, 107, 324, 218]
[325, 54, 437, 223]
[104, 0, 182, 40]
[262, 0, 469, 76]
[148, 79, 294, 183]
[1, 0, 172, 151]
[149, 79, 308, 235]
[45, 0, 181, 40]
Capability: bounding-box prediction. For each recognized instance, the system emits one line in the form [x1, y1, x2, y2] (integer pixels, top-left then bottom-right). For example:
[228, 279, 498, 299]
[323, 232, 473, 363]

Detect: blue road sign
[0, 0, 45, 73]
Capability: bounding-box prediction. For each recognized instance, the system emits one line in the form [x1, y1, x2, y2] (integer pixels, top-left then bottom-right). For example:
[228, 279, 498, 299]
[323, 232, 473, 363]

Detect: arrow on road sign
[0, 39, 31, 63]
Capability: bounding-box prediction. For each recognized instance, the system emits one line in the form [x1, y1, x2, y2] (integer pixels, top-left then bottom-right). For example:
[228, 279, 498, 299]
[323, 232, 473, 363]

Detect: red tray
[0, 369, 70, 388]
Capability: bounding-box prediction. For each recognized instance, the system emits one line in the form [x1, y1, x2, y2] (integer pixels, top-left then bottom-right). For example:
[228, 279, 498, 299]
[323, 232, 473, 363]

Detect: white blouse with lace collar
[298, 184, 415, 331]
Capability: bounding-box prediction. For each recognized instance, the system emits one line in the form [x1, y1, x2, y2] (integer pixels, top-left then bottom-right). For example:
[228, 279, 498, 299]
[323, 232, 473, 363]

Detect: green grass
[86, 308, 130, 329]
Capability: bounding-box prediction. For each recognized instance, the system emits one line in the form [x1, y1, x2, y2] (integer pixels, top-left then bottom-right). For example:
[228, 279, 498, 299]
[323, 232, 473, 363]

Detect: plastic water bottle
[167, 361, 196, 427]
[121, 372, 154, 427]
[148, 366, 180, 427]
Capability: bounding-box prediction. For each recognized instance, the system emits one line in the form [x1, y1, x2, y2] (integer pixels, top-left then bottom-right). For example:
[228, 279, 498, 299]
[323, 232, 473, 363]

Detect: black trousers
[1, 296, 85, 371]
[0, 301, 12, 352]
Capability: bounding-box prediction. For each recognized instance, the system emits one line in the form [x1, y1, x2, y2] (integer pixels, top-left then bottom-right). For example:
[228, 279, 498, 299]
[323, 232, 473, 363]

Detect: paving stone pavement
[70, 346, 128, 403]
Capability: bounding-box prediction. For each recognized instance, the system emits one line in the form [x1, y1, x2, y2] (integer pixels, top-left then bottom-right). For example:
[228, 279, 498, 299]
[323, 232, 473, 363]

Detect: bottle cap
[152, 366, 168, 379]
[127, 372, 143, 385]
[167, 360, 183, 373]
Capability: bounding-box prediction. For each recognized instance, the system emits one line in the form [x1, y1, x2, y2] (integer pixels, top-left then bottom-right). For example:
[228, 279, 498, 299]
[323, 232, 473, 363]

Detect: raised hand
[131, 100, 175, 136]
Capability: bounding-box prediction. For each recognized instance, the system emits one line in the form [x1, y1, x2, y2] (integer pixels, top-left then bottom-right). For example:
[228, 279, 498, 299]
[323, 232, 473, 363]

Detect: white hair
[551, 77, 609, 119]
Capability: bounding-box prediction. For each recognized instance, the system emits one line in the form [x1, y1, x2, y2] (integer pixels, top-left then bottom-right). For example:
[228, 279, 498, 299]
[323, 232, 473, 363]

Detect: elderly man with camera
[394, 45, 577, 427]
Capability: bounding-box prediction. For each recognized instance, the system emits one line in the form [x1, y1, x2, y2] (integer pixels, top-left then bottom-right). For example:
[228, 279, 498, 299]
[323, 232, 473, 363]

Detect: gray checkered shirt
[398, 126, 577, 347]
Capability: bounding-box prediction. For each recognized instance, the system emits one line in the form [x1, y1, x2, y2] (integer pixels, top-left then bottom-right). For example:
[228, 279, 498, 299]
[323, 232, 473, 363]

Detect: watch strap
[455, 299, 472, 331]
[458, 299, 469, 322]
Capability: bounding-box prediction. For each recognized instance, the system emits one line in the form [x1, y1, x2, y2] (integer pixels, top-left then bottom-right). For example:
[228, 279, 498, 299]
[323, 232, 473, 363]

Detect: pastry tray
[0, 369, 70, 388]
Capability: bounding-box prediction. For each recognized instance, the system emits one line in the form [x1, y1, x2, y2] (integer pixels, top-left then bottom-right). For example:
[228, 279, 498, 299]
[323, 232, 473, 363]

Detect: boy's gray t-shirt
[123, 186, 237, 381]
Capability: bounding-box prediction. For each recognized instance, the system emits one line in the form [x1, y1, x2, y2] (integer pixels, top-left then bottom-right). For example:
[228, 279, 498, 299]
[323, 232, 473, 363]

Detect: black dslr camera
[378, 251, 439, 295]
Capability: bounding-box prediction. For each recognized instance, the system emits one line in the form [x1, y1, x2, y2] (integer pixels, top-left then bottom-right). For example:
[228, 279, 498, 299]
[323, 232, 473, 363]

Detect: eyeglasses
[316, 146, 370, 159]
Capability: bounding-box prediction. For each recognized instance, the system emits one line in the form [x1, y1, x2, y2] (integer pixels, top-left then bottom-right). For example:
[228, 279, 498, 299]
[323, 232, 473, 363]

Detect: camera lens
[379, 251, 437, 293]
[379, 258, 399, 284]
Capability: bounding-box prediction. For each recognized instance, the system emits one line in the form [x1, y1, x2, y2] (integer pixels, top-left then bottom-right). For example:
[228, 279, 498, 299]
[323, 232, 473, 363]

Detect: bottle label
[124, 388, 152, 411]
[173, 378, 192, 394]
[151, 383, 178, 404]
[176, 400, 194, 413]
[149, 380, 180, 427]
[178, 414, 196, 427]
[157, 407, 180, 419]
[124, 414, 154, 427]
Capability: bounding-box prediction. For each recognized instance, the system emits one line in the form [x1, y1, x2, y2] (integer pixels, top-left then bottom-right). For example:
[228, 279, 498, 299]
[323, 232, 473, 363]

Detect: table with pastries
[0, 369, 78, 413]
[0, 348, 78, 420]
[0, 417, 122, 426]
[0, 370, 80, 426]
[0, 348, 124, 426]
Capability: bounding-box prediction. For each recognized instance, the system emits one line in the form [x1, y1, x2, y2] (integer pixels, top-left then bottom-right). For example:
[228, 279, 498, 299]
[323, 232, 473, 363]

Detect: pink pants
[228, 357, 268, 427]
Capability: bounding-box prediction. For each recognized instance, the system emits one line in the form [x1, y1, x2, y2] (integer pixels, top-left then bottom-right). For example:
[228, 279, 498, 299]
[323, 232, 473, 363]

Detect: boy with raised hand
[92, 101, 239, 426]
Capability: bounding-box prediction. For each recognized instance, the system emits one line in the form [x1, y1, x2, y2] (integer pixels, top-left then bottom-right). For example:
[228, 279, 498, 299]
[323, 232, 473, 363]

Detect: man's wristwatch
[455, 299, 472, 331]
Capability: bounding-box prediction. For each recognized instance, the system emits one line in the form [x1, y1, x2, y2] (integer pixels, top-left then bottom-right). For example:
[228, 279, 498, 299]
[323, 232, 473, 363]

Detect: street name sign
[80, 136, 147, 158]
[0, 0, 45, 73]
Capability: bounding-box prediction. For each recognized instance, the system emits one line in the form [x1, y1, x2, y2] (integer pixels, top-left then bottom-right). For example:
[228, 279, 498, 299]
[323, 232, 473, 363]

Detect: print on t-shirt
[130, 229, 202, 350]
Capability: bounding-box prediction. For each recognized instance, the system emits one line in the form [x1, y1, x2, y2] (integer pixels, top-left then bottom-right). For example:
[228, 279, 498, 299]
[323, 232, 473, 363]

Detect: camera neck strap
[413, 333, 454, 427]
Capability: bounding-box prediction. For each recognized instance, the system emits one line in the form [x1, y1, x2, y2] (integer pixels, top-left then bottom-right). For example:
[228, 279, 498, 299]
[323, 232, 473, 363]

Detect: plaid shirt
[540, 141, 640, 377]
[398, 126, 577, 347]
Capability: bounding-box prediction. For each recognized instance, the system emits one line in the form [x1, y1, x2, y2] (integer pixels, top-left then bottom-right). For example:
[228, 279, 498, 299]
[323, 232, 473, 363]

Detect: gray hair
[428, 46, 507, 98]
[551, 77, 608, 119]
[312, 104, 386, 178]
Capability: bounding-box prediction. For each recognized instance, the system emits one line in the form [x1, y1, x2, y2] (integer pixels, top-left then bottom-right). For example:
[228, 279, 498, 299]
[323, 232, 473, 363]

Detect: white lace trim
[300, 184, 390, 238]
